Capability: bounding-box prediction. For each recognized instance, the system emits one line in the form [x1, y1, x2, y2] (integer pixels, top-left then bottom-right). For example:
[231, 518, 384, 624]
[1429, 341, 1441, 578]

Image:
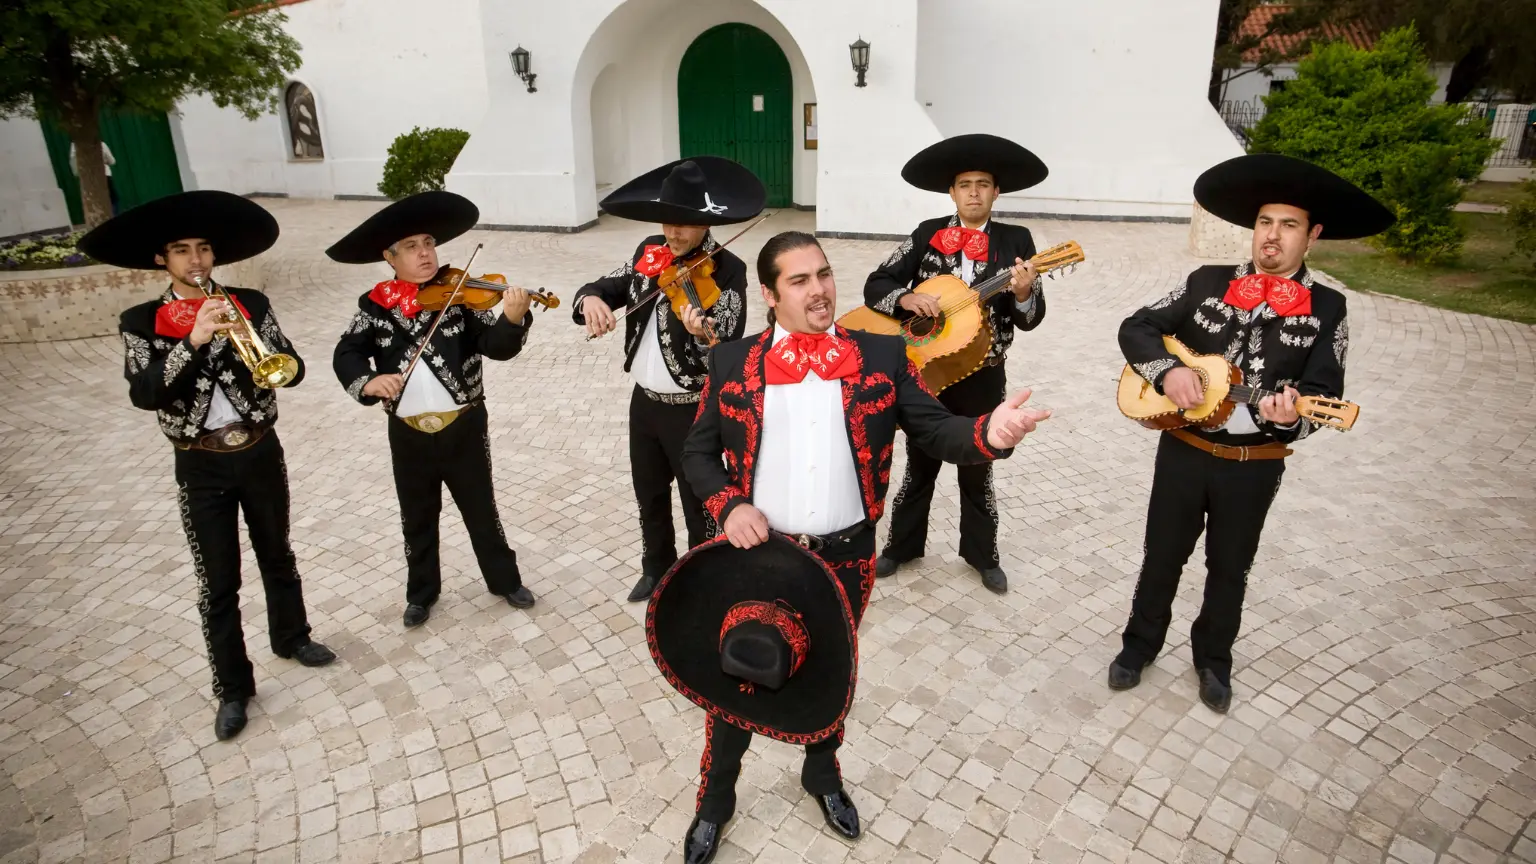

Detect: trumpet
[194, 276, 299, 389]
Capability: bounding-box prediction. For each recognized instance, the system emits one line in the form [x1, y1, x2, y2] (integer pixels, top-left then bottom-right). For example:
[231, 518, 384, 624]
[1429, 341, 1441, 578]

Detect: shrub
[377, 126, 470, 200]
[1248, 26, 1500, 263]
[0, 231, 92, 270]
[1510, 179, 1536, 270]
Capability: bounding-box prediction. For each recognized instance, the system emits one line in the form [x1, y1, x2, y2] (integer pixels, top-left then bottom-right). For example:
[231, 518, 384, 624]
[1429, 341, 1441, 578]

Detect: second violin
[419, 266, 560, 312]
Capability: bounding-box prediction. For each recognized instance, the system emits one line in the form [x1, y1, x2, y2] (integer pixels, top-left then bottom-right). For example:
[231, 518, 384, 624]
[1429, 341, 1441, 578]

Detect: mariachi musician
[84, 190, 336, 742]
[1109, 154, 1391, 712]
[863, 133, 1050, 594]
[572, 158, 759, 602]
[329, 191, 537, 629]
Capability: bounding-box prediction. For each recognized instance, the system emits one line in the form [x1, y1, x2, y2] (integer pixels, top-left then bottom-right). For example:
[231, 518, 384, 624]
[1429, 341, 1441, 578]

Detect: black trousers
[387, 403, 521, 607]
[695, 529, 876, 824]
[884, 362, 1005, 569]
[1117, 433, 1286, 685]
[173, 432, 312, 704]
[630, 387, 711, 580]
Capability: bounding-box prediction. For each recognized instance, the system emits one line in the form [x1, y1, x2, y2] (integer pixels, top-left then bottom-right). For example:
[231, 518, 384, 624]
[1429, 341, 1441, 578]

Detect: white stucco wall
[176, 0, 489, 199]
[0, 118, 70, 236]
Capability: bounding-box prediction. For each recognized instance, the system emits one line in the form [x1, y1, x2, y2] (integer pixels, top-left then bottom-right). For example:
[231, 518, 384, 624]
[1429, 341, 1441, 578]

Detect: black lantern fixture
[509, 46, 537, 93]
[849, 37, 869, 88]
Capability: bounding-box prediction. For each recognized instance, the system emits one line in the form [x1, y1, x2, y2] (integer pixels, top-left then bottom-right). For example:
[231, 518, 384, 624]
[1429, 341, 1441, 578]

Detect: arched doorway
[677, 23, 792, 207]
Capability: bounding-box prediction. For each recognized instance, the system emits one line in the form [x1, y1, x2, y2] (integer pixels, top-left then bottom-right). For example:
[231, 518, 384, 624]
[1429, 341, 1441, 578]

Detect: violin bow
[401, 243, 482, 386]
[590, 211, 776, 339]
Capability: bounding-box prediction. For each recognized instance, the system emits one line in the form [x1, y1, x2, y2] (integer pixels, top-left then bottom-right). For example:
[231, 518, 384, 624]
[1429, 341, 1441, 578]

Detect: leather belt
[638, 386, 701, 405]
[175, 422, 267, 453]
[399, 405, 468, 434]
[790, 521, 871, 553]
[1168, 428, 1292, 461]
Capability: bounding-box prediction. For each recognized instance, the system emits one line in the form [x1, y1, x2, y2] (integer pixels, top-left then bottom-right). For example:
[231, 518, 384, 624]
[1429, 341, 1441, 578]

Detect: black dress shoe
[979, 567, 1008, 594]
[816, 789, 861, 839]
[1197, 668, 1231, 714]
[683, 815, 722, 864]
[503, 586, 536, 609]
[627, 573, 657, 602]
[280, 640, 337, 667]
[403, 604, 430, 628]
[1107, 658, 1150, 691]
[214, 699, 248, 741]
[874, 556, 901, 578]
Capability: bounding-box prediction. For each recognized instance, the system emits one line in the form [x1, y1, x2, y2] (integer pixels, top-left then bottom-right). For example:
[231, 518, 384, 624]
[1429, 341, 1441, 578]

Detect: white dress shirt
[631, 307, 687, 394]
[751, 325, 867, 536]
[395, 364, 459, 416]
[203, 386, 241, 430]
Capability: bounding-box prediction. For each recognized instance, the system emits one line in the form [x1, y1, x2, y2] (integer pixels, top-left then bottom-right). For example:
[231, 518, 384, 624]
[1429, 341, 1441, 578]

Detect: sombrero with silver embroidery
[646, 533, 857, 744]
[600, 157, 766, 226]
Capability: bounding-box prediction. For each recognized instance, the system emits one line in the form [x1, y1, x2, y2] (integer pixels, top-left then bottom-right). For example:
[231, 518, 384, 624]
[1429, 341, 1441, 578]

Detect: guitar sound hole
[903, 314, 945, 347]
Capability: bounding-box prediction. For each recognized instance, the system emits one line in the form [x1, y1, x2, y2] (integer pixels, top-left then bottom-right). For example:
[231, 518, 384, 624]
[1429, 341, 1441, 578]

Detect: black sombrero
[1194, 154, 1395, 240]
[647, 534, 857, 744]
[325, 190, 479, 264]
[600, 157, 766, 226]
[901, 133, 1049, 195]
[76, 190, 279, 270]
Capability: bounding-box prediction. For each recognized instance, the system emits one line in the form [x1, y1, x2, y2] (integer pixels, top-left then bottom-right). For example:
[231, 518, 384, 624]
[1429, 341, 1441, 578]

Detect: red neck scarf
[1223, 272, 1312, 316]
[370, 280, 422, 318]
[155, 292, 252, 339]
[930, 225, 989, 261]
[635, 244, 675, 278]
[765, 331, 860, 385]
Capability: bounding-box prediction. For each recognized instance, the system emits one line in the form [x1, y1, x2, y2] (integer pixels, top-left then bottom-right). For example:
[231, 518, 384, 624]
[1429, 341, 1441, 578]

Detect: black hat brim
[1194, 154, 1396, 240]
[601, 156, 766, 226]
[901, 133, 1049, 195]
[76, 191, 279, 270]
[325, 190, 479, 264]
[647, 534, 856, 744]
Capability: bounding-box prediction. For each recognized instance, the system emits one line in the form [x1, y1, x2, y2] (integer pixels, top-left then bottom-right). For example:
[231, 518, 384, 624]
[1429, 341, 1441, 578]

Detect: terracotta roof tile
[1238, 4, 1378, 63]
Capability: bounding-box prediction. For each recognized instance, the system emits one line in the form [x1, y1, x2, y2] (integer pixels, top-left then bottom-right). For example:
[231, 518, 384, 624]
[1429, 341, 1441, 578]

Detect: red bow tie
[765, 332, 860, 385]
[1223, 273, 1312, 316]
[155, 294, 252, 339]
[930, 226, 989, 261]
[370, 279, 422, 318]
[635, 244, 675, 278]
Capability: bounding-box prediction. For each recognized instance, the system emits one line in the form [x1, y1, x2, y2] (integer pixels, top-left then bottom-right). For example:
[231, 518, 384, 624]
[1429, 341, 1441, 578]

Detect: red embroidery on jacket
[719, 601, 808, 678]
[973, 415, 998, 459]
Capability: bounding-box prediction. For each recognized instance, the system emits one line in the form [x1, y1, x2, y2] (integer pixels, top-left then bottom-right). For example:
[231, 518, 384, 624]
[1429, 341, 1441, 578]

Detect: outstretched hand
[986, 389, 1051, 450]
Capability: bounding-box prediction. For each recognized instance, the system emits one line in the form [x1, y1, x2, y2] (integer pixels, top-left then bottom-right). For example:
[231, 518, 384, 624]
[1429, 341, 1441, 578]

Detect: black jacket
[1119, 261, 1347, 446]
[120, 285, 304, 444]
[683, 326, 1011, 529]
[333, 289, 531, 414]
[864, 215, 1046, 363]
[571, 233, 748, 393]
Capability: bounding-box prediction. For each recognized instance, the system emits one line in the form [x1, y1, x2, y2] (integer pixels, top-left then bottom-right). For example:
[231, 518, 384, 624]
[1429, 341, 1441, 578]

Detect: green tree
[0, 0, 302, 229]
[1249, 26, 1499, 261]
[1208, 0, 1338, 107]
[377, 127, 471, 200]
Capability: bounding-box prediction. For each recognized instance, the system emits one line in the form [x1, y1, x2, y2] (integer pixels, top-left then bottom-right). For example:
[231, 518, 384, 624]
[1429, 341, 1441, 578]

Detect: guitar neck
[1227, 383, 1277, 406]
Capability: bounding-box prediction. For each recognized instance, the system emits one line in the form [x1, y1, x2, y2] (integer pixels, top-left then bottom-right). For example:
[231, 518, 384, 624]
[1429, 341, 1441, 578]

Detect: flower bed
[0, 231, 94, 271]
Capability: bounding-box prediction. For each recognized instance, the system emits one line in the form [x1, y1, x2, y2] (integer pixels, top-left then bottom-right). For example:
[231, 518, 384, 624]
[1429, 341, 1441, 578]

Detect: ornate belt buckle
[794, 533, 821, 551]
[418, 414, 444, 434]
[220, 426, 250, 448]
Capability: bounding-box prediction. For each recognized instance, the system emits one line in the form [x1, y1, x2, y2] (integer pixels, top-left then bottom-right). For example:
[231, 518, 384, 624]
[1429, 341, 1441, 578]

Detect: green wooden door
[40, 109, 184, 224]
[678, 23, 793, 208]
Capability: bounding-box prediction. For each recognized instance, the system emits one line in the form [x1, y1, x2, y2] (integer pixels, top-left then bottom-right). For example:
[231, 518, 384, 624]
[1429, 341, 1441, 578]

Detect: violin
[418, 267, 560, 312]
[657, 252, 721, 347]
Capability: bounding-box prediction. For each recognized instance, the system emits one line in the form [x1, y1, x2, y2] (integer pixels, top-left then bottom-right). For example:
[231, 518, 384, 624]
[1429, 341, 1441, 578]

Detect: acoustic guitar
[838, 241, 1085, 394]
[1116, 336, 1359, 432]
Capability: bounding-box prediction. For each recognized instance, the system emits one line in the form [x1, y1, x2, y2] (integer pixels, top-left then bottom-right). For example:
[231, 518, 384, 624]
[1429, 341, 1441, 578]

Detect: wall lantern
[849, 38, 869, 88]
[510, 46, 537, 93]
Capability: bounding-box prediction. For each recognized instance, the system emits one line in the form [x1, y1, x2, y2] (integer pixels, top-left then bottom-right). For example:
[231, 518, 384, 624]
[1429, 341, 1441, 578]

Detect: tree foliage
[0, 0, 302, 228]
[1250, 27, 1500, 261]
[1510, 180, 1536, 271]
[378, 127, 471, 201]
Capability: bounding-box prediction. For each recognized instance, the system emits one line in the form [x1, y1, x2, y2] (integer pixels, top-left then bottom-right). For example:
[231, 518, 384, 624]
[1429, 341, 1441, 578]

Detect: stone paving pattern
[0, 200, 1533, 864]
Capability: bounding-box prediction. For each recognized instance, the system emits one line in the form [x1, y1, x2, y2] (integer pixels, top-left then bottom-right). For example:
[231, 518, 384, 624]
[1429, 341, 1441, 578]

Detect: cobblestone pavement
[1, 199, 1533, 864]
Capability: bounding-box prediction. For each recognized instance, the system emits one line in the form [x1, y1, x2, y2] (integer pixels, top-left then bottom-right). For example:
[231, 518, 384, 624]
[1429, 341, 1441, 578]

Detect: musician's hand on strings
[985, 389, 1052, 450]
[1010, 257, 1039, 300]
[363, 374, 404, 400]
[723, 503, 770, 549]
[582, 296, 617, 338]
[681, 303, 715, 339]
[189, 299, 236, 348]
[1258, 385, 1300, 425]
[501, 286, 532, 323]
[899, 291, 943, 318]
[1162, 366, 1205, 411]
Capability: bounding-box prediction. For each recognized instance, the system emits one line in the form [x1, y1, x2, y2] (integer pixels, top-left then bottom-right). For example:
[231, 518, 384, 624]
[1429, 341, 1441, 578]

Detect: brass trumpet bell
[195, 277, 299, 389]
